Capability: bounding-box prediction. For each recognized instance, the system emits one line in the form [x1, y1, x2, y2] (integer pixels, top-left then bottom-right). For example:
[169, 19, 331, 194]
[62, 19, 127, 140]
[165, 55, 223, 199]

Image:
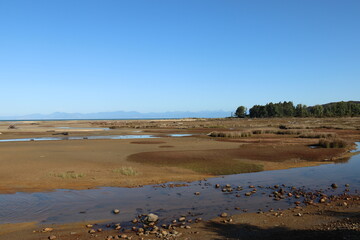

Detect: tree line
[235, 101, 360, 118]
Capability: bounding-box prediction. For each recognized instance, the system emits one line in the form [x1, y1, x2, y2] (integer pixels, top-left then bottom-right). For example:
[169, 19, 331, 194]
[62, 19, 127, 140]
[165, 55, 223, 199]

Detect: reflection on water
[0, 143, 359, 225]
[56, 127, 110, 131]
[167, 134, 192, 137]
[0, 135, 158, 142]
[0, 134, 194, 142]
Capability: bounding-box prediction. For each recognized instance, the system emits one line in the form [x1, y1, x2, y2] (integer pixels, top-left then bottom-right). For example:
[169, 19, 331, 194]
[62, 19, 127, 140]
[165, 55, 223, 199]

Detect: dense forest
[235, 101, 360, 118]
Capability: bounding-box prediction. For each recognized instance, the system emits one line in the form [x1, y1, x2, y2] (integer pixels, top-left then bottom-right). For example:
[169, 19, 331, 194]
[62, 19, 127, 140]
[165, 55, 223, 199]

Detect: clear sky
[0, 0, 359, 116]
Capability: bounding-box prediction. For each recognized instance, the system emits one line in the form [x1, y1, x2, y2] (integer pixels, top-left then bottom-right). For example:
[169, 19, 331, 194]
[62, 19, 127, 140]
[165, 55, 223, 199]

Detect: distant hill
[0, 110, 232, 120]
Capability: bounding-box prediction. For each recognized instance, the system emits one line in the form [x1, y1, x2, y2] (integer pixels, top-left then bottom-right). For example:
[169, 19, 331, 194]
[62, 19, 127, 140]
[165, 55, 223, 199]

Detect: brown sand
[0, 119, 358, 193]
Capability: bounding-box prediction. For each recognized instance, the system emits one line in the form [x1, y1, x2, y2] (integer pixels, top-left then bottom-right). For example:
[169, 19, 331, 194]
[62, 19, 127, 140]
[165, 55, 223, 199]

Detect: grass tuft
[50, 171, 86, 179]
[318, 138, 348, 148]
[113, 167, 138, 176]
[208, 131, 252, 138]
[299, 132, 338, 138]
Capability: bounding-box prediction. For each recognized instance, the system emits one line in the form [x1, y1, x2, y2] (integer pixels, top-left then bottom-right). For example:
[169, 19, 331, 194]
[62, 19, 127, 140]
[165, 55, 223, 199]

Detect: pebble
[179, 217, 186, 222]
[113, 209, 120, 214]
[194, 192, 200, 195]
[48, 236, 56, 240]
[131, 218, 138, 223]
[144, 213, 159, 223]
[86, 224, 93, 228]
[220, 212, 228, 218]
[88, 229, 96, 234]
[42, 228, 53, 232]
[331, 183, 338, 189]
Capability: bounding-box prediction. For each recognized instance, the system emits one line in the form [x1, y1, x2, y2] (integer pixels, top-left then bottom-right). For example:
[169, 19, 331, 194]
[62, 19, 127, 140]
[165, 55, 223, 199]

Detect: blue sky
[0, 0, 359, 116]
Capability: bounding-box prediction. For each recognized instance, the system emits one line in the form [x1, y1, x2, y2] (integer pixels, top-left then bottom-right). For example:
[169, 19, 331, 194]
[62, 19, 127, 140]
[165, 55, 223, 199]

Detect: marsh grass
[208, 131, 252, 138]
[318, 138, 348, 148]
[299, 132, 338, 138]
[50, 171, 86, 179]
[113, 167, 138, 176]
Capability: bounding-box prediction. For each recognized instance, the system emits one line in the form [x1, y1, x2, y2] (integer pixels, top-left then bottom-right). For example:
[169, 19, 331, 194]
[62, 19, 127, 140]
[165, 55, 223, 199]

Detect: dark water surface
[0, 143, 359, 225]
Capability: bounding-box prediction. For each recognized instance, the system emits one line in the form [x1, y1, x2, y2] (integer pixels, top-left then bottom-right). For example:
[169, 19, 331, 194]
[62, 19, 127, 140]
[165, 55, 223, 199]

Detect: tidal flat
[0, 118, 359, 239]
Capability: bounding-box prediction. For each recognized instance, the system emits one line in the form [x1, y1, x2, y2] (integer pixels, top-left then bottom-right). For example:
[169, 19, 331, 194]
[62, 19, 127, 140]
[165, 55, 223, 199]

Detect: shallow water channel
[0, 134, 192, 143]
[0, 143, 359, 226]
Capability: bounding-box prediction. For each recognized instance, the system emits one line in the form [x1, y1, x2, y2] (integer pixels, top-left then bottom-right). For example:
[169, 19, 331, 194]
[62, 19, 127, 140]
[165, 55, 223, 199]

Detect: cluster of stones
[84, 213, 202, 239]
[39, 182, 355, 239]
[214, 181, 353, 208]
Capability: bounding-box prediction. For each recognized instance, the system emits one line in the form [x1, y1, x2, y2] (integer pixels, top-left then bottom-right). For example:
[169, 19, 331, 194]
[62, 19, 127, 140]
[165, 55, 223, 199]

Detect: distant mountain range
[0, 110, 233, 120]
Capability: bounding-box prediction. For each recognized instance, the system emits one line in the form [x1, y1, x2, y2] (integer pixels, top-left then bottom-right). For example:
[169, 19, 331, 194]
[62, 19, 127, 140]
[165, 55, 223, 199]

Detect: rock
[131, 218, 138, 223]
[115, 225, 121, 230]
[179, 217, 186, 222]
[48, 236, 56, 240]
[144, 213, 159, 223]
[331, 183, 338, 188]
[215, 184, 220, 188]
[194, 192, 200, 195]
[220, 212, 228, 218]
[88, 229, 96, 234]
[120, 234, 127, 239]
[42, 228, 53, 232]
[86, 224, 93, 228]
[97, 228, 103, 232]
[113, 209, 120, 214]
[245, 192, 251, 196]
[185, 225, 191, 229]
[345, 184, 350, 187]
